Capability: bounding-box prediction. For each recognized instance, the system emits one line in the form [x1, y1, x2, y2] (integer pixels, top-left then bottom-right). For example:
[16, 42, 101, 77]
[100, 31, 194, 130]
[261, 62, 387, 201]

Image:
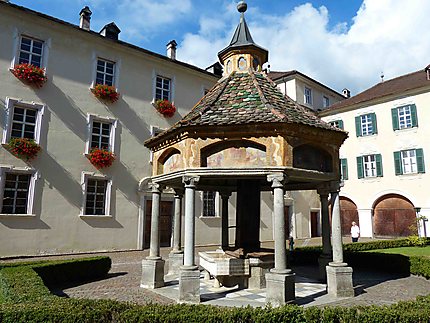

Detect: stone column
[265, 174, 295, 306]
[178, 175, 200, 304]
[317, 188, 332, 281]
[220, 191, 231, 250]
[141, 182, 165, 289]
[326, 182, 354, 298]
[168, 189, 184, 276]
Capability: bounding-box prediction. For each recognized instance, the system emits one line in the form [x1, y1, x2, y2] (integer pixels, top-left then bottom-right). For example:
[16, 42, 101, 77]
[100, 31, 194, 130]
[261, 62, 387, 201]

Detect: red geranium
[12, 63, 47, 87]
[8, 138, 41, 160]
[155, 99, 176, 117]
[92, 84, 119, 103]
[88, 148, 115, 169]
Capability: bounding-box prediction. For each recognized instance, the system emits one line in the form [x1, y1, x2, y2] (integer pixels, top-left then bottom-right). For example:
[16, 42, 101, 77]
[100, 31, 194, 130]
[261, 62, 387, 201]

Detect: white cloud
[178, 0, 430, 94]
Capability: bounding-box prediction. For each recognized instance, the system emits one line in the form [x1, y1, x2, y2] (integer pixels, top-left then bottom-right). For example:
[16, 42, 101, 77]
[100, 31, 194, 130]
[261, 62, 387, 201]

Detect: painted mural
[206, 146, 266, 168]
[163, 153, 183, 173]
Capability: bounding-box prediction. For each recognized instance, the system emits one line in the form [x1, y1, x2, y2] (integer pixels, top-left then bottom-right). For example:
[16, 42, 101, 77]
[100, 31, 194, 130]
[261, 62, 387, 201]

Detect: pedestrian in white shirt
[351, 221, 360, 243]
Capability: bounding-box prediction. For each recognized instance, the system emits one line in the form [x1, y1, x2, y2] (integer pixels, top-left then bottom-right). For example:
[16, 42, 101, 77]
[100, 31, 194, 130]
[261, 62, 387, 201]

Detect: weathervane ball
[237, 1, 247, 13]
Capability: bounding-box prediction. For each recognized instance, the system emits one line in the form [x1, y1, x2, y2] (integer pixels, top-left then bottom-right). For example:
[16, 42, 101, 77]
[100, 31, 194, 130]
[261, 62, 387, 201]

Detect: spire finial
[237, 1, 247, 13]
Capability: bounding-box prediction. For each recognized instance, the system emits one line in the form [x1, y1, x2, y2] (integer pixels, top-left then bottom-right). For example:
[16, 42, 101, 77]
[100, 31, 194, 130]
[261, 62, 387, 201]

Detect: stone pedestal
[265, 271, 295, 306]
[318, 254, 332, 282]
[326, 264, 354, 298]
[140, 258, 165, 289]
[178, 266, 200, 304]
[168, 251, 184, 276]
[248, 257, 273, 289]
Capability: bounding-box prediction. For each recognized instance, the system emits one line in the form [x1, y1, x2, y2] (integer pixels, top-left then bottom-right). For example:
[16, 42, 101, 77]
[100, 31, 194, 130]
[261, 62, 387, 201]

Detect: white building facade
[320, 67, 430, 238]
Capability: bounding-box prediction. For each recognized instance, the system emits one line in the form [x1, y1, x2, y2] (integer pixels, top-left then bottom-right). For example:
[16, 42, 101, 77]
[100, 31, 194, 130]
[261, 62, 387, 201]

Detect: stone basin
[199, 250, 250, 277]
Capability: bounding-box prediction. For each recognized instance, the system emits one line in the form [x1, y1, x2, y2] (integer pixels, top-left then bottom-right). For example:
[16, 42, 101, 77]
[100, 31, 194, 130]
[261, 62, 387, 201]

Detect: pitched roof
[268, 70, 344, 98]
[0, 1, 218, 80]
[145, 71, 343, 147]
[325, 68, 430, 111]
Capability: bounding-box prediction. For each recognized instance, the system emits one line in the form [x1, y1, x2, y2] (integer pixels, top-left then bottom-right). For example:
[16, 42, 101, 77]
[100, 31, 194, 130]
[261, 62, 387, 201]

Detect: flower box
[92, 84, 119, 103]
[155, 99, 176, 117]
[7, 138, 41, 160]
[11, 63, 47, 87]
[88, 148, 115, 169]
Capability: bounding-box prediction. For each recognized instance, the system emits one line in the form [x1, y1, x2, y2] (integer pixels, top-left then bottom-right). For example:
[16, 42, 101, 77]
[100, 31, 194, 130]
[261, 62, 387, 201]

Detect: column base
[318, 254, 332, 282]
[178, 266, 200, 304]
[140, 258, 165, 289]
[167, 251, 184, 276]
[326, 264, 354, 298]
[265, 271, 295, 307]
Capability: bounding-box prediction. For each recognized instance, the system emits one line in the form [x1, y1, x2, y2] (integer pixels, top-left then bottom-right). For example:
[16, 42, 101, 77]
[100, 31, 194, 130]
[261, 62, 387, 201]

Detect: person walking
[351, 221, 360, 242]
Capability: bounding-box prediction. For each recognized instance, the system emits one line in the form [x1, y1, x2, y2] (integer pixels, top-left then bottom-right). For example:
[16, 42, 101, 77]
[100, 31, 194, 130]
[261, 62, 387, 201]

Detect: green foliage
[406, 236, 427, 247]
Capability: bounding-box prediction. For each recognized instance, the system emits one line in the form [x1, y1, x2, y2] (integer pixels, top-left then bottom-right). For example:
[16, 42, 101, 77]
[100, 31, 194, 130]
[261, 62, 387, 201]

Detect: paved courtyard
[3, 238, 430, 308]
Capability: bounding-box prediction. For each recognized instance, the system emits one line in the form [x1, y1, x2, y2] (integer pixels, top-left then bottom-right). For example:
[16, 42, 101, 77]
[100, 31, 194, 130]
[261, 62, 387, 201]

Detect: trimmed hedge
[0, 248, 430, 322]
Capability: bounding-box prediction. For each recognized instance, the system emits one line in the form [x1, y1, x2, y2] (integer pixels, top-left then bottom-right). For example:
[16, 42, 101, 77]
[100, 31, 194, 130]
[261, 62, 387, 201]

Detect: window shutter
[371, 113, 378, 134]
[356, 156, 364, 179]
[338, 120, 344, 130]
[375, 154, 383, 177]
[341, 158, 348, 180]
[391, 108, 399, 130]
[393, 151, 402, 175]
[355, 116, 361, 137]
[416, 148, 425, 173]
[411, 104, 418, 128]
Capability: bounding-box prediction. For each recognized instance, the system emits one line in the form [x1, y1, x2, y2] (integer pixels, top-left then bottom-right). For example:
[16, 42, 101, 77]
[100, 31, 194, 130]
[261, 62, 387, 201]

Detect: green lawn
[368, 246, 430, 257]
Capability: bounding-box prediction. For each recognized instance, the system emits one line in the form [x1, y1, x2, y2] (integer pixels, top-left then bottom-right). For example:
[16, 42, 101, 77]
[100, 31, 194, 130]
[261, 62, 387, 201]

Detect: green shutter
[411, 104, 418, 128]
[355, 116, 361, 137]
[371, 113, 378, 134]
[338, 120, 344, 130]
[356, 156, 364, 179]
[416, 148, 425, 173]
[341, 158, 348, 180]
[393, 151, 402, 175]
[391, 108, 399, 130]
[375, 154, 383, 177]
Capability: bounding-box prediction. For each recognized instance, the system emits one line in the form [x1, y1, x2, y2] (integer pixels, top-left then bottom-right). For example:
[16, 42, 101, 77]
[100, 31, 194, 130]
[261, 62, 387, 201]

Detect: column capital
[267, 173, 287, 189]
[328, 180, 343, 193]
[182, 175, 200, 188]
[148, 182, 164, 194]
[173, 188, 184, 197]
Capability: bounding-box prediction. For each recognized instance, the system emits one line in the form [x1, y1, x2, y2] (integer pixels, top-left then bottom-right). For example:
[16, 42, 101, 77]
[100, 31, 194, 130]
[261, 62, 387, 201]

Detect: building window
[340, 158, 348, 180]
[2, 98, 44, 145]
[304, 87, 312, 105]
[202, 191, 216, 217]
[155, 76, 171, 101]
[85, 115, 117, 154]
[329, 120, 344, 130]
[0, 167, 38, 215]
[355, 113, 377, 136]
[357, 154, 383, 178]
[323, 96, 330, 108]
[81, 172, 112, 216]
[391, 104, 418, 130]
[394, 149, 425, 175]
[18, 36, 44, 67]
[96, 58, 115, 86]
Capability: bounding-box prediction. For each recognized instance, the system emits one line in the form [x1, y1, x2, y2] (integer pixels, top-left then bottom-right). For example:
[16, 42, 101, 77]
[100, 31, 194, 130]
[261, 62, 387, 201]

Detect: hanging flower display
[7, 138, 41, 160]
[155, 99, 176, 117]
[11, 63, 47, 87]
[92, 84, 119, 103]
[88, 148, 116, 169]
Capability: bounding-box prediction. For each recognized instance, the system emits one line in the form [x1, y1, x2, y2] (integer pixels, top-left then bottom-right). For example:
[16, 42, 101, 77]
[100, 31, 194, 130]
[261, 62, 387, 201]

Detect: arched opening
[373, 194, 417, 237]
[201, 140, 267, 168]
[293, 144, 333, 172]
[157, 148, 182, 174]
[340, 197, 359, 236]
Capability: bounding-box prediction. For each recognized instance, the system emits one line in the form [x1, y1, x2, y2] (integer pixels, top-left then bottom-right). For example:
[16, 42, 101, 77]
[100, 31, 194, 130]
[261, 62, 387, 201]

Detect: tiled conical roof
[145, 71, 343, 147]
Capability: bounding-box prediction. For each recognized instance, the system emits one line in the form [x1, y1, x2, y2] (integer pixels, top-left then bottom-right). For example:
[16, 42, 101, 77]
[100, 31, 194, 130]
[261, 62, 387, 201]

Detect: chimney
[342, 88, 351, 98]
[166, 40, 177, 60]
[100, 22, 121, 40]
[79, 6, 92, 31]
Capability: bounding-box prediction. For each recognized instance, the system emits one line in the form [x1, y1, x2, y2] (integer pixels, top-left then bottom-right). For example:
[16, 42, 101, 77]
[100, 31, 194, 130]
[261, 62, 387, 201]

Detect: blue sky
[10, 0, 430, 94]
